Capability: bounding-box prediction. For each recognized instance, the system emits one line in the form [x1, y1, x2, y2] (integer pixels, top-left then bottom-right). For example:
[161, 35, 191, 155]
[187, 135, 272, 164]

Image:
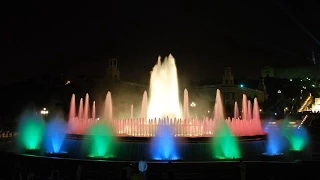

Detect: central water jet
[147, 54, 182, 120]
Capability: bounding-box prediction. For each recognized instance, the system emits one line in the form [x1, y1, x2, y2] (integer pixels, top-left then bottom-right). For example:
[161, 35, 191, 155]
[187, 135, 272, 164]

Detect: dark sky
[3, 1, 320, 85]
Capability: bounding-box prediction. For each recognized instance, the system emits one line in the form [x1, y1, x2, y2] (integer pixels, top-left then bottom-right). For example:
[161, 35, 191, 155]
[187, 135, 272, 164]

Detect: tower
[222, 67, 234, 86]
[106, 58, 120, 81]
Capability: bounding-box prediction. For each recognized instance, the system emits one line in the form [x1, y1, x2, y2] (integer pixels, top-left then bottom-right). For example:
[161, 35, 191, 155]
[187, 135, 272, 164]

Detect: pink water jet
[242, 94, 247, 120]
[78, 98, 83, 120]
[83, 93, 89, 121]
[248, 100, 252, 120]
[68, 94, 76, 120]
[140, 91, 148, 121]
[234, 102, 239, 119]
[67, 95, 97, 135]
[183, 89, 189, 120]
[67, 89, 265, 137]
[214, 89, 224, 122]
[104, 91, 112, 122]
[130, 104, 133, 119]
[92, 101, 96, 121]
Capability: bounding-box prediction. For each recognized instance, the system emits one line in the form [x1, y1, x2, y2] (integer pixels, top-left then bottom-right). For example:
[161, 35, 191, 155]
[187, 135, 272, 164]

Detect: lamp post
[40, 108, 49, 121]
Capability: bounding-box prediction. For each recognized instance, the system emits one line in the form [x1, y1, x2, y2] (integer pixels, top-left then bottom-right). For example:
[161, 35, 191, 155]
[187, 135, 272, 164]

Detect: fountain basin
[87, 155, 117, 160]
[45, 151, 69, 158]
[152, 158, 183, 162]
[24, 149, 41, 155]
[261, 153, 285, 161]
[213, 156, 242, 161]
[288, 150, 304, 160]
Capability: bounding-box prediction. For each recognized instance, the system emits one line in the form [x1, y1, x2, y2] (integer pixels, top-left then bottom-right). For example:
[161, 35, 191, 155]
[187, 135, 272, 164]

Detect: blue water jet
[264, 127, 287, 156]
[44, 118, 67, 153]
[150, 125, 179, 160]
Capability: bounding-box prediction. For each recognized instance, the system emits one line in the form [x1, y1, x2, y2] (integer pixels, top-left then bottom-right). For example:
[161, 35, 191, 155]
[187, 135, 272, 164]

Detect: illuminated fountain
[281, 120, 309, 152]
[17, 112, 45, 152]
[67, 54, 265, 137]
[150, 125, 179, 161]
[147, 55, 182, 119]
[264, 127, 286, 156]
[68, 93, 97, 134]
[212, 90, 241, 159]
[44, 118, 68, 156]
[85, 122, 116, 159]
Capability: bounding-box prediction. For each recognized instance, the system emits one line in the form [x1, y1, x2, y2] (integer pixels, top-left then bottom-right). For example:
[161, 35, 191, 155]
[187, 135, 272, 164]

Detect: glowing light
[44, 118, 67, 153]
[240, 84, 244, 88]
[281, 119, 309, 151]
[17, 113, 45, 150]
[299, 95, 312, 112]
[290, 128, 308, 151]
[277, 90, 281, 94]
[212, 121, 241, 159]
[65, 80, 71, 85]
[264, 127, 286, 156]
[85, 122, 115, 158]
[147, 55, 182, 119]
[40, 108, 49, 115]
[190, 102, 196, 107]
[151, 125, 179, 160]
[298, 115, 308, 129]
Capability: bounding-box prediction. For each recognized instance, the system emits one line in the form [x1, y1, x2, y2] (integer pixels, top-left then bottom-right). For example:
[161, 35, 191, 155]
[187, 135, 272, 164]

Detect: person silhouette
[237, 158, 246, 180]
[138, 156, 148, 180]
[77, 164, 86, 180]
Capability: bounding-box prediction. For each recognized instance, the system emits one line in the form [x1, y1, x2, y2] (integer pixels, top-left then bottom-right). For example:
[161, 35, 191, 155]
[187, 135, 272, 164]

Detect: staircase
[298, 95, 313, 112]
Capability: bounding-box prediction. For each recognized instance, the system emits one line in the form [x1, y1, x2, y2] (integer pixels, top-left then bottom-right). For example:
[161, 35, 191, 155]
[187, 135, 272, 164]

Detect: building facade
[189, 67, 267, 114]
[261, 65, 320, 79]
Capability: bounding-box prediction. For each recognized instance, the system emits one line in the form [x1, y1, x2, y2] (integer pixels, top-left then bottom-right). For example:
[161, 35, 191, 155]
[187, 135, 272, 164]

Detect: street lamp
[40, 108, 49, 120]
[190, 102, 196, 107]
[40, 108, 49, 115]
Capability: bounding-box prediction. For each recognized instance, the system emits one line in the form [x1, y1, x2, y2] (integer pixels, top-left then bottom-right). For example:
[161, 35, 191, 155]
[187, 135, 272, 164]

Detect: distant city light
[274, 112, 277, 116]
[312, 84, 315, 87]
[190, 102, 196, 107]
[40, 108, 49, 115]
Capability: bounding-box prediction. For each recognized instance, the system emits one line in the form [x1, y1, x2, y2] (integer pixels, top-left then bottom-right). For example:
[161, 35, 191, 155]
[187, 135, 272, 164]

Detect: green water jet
[85, 122, 116, 159]
[17, 114, 45, 150]
[212, 121, 241, 159]
[281, 119, 308, 151]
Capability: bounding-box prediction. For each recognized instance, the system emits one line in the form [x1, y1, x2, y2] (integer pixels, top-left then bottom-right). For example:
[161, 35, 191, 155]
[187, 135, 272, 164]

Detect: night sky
[3, 1, 320, 85]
